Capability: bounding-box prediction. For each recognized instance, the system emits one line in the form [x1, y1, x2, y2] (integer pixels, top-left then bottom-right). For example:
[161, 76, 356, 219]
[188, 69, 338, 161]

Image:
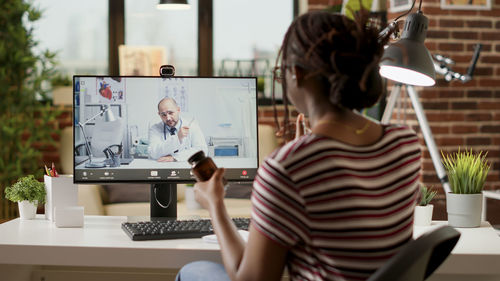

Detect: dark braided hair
[273, 9, 393, 139]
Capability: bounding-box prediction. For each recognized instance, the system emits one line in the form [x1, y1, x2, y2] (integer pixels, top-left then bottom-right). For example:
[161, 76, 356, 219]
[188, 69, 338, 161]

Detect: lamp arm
[77, 122, 94, 163]
[81, 105, 110, 126]
[466, 43, 482, 78]
[378, 21, 399, 43]
[76, 105, 111, 162]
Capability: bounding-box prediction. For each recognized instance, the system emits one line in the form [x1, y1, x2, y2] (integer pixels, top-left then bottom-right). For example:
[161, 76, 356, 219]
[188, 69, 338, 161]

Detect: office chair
[367, 226, 460, 281]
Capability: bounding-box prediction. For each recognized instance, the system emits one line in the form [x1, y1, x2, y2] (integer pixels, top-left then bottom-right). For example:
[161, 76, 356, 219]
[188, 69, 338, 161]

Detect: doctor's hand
[178, 126, 190, 142]
[194, 168, 226, 211]
[157, 155, 176, 162]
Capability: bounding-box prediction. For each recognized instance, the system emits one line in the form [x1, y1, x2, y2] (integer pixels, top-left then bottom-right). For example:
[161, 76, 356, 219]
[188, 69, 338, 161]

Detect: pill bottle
[188, 150, 227, 185]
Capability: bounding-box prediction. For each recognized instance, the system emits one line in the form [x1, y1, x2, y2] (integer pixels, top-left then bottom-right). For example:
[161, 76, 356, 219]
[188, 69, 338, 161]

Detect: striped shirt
[251, 124, 421, 281]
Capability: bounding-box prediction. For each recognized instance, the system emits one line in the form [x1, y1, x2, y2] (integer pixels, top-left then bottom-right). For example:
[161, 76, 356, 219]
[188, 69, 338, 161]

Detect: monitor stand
[150, 183, 177, 220]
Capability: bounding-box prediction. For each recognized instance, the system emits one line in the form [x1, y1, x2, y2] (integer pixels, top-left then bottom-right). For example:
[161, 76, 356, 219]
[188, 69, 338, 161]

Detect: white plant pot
[446, 193, 482, 228]
[18, 200, 38, 220]
[414, 205, 433, 226]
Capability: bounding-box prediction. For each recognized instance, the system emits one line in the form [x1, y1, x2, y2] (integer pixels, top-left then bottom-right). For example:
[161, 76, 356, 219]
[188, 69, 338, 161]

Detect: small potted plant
[4, 175, 46, 220]
[414, 184, 437, 226]
[442, 149, 490, 228]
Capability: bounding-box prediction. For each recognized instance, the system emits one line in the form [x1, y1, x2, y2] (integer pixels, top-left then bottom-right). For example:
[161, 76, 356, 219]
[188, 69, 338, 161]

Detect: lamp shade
[379, 11, 436, 87]
[103, 105, 116, 122]
[157, 0, 190, 10]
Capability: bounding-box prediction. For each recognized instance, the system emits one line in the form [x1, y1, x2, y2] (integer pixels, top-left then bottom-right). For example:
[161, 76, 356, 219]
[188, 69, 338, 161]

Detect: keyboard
[122, 218, 250, 241]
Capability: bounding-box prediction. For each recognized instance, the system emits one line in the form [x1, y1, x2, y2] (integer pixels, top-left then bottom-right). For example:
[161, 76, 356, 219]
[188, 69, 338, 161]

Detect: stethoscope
[163, 119, 183, 140]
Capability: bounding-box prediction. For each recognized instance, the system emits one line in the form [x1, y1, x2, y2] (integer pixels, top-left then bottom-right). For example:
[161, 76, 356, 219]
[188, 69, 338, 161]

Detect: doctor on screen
[148, 97, 208, 162]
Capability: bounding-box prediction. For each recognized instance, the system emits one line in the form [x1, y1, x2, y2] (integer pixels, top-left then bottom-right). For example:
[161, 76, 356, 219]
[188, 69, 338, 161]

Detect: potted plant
[0, 0, 61, 221]
[414, 184, 437, 226]
[442, 149, 490, 228]
[5, 175, 46, 220]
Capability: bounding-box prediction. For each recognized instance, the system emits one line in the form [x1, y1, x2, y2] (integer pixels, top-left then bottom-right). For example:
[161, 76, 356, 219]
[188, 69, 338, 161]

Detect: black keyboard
[122, 218, 250, 241]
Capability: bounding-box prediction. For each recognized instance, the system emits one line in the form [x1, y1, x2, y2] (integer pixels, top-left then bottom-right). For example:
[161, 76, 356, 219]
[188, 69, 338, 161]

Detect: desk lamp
[77, 105, 115, 168]
[379, 0, 436, 87]
[378, 0, 452, 193]
[157, 0, 190, 10]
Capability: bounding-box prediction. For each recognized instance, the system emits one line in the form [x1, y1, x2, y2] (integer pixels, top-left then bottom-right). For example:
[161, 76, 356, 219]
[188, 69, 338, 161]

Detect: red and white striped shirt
[251, 124, 421, 281]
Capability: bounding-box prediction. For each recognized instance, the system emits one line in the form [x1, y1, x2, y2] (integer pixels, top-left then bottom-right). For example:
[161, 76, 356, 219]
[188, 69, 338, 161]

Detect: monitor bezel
[72, 75, 260, 185]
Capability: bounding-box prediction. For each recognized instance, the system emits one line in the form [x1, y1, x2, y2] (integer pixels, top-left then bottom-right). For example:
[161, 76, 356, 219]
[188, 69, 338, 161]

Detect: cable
[394, 0, 417, 22]
[154, 185, 172, 209]
[378, 0, 418, 42]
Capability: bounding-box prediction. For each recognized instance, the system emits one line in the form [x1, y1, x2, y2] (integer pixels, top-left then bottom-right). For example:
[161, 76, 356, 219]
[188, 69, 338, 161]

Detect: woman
[177, 10, 421, 281]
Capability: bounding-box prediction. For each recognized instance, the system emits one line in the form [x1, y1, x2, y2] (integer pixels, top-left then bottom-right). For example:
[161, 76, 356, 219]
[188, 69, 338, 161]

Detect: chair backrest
[367, 226, 460, 281]
[90, 118, 124, 157]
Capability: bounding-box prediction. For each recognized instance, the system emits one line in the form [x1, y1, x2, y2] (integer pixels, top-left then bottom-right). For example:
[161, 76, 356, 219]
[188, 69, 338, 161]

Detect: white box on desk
[44, 175, 78, 221]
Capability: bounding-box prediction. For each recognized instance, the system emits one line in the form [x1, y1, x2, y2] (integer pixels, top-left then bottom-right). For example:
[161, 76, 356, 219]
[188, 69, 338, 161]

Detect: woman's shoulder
[263, 124, 418, 164]
[382, 123, 419, 141]
[265, 135, 329, 164]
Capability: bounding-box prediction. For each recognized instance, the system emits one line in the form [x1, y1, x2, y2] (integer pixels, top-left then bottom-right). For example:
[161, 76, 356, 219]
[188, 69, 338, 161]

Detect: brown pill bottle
[188, 150, 227, 185]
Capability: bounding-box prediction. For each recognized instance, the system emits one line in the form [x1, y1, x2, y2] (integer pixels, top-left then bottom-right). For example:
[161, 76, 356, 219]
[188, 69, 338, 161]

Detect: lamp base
[85, 161, 106, 168]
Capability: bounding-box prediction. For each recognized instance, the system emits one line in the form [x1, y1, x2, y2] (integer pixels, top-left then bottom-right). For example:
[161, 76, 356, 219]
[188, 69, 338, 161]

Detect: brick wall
[44, 106, 73, 169]
[306, 0, 500, 197]
[392, 0, 500, 194]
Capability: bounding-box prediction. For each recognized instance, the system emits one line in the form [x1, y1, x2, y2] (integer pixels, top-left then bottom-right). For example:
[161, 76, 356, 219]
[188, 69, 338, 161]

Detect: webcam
[159, 65, 175, 78]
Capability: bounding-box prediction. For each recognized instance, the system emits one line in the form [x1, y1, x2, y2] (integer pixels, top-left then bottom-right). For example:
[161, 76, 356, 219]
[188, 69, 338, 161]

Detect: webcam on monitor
[159, 65, 175, 78]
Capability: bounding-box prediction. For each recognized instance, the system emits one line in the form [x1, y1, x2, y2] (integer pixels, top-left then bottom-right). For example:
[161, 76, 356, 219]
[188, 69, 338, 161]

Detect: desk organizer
[44, 175, 78, 221]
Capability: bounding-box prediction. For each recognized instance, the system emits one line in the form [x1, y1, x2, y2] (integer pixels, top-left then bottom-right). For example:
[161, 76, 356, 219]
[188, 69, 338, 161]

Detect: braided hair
[273, 9, 392, 139]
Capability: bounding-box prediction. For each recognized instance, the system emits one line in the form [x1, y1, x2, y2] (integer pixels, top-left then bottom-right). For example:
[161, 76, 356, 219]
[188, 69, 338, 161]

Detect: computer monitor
[73, 75, 259, 218]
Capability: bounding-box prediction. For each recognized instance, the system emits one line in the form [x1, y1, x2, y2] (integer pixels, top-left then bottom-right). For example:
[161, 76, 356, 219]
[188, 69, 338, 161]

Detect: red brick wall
[306, 0, 500, 196]
[393, 0, 500, 193]
[43, 106, 72, 169]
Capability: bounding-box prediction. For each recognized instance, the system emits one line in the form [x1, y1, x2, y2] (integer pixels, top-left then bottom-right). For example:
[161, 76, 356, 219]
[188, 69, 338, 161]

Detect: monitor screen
[73, 76, 259, 184]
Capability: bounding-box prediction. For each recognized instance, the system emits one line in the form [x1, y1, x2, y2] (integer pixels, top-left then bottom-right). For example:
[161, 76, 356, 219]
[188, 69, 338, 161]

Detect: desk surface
[414, 221, 500, 275]
[0, 215, 221, 269]
[1, 217, 500, 274]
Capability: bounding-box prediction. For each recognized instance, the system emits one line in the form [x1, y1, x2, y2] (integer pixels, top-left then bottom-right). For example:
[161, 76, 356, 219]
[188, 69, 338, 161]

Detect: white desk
[414, 221, 500, 281]
[0, 215, 222, 269]
[1, 217, 500, 281]
[482, 190, 500, 222]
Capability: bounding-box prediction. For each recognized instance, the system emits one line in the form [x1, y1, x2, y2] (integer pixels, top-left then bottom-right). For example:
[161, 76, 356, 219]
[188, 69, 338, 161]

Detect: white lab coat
[148, 117, 208, 161]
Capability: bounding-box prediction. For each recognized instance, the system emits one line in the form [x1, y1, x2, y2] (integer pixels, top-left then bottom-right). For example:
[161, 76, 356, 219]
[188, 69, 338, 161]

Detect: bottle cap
[188, 150, 206, 165]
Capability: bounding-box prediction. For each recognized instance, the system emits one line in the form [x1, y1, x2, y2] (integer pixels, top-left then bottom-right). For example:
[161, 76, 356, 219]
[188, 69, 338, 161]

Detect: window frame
[108, 0, 298, 76]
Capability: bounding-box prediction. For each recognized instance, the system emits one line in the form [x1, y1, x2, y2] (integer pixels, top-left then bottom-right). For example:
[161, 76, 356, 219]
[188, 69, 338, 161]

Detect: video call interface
[73, 76, 259, 183]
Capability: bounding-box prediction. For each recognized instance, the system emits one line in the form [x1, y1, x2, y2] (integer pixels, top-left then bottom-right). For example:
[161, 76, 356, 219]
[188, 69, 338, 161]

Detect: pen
[51, 162, 59, 177]
[44, 164, 51, 176]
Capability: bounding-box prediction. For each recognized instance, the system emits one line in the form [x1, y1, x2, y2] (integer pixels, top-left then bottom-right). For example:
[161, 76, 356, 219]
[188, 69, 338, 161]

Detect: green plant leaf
[441, 148, 491, 194]
[419, 184, 437, 206]
[5, 175, 46, 204]
[1, 0, 62, 219]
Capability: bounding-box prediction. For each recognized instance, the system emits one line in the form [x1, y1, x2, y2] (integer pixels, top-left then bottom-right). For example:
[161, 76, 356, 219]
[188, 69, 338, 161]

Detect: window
[33, 0, 108, 75]
[214, 0, 293, 99]
[125, 0, 198, 76]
